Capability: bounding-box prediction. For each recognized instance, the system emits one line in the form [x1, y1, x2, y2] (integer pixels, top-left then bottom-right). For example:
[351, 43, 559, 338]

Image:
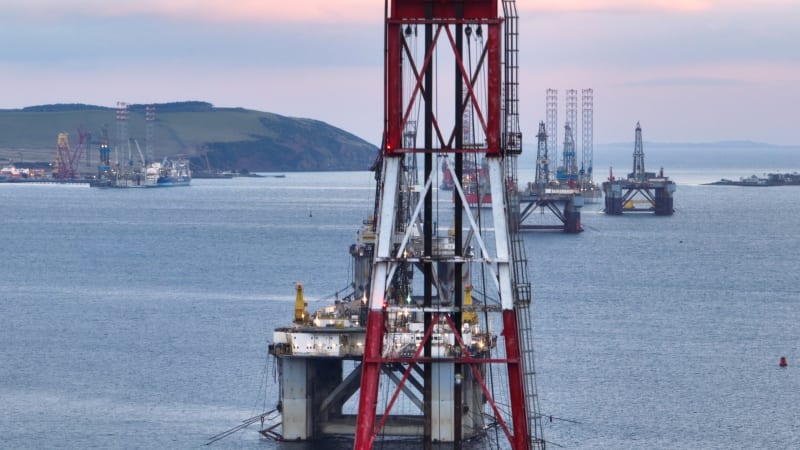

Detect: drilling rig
[264, 2, 545, 449]
[602, 122, 676, 215]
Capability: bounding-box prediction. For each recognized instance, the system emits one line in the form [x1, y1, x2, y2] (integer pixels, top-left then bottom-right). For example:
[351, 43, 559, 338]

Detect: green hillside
[0, 102, 378, 172]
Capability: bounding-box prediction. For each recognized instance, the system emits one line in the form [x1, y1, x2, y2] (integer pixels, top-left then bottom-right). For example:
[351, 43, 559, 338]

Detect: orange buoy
[779, 356, 788, 367]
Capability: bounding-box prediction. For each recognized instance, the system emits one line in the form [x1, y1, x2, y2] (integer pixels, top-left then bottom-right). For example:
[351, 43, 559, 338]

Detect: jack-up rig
[547, 88, 597, 200]
[515, 121, 583, 232]
[602, 122, 676, 215]
[261, 1, 545, 449]
[512, 88, 596, 233]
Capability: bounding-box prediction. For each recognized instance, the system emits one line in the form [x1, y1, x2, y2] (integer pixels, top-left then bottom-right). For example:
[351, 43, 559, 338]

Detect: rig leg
[603, 183, 623, 215]
[563, 198, 583, 233]
[654, 186, 674, 215]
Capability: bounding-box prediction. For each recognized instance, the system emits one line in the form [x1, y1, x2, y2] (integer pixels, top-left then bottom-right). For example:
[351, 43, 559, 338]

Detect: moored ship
[91, 155, 191, 188]
[145, 158, 191, 187]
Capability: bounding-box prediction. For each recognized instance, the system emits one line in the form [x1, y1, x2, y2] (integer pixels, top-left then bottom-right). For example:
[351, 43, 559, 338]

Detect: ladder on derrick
[508, 203, 545, 449]
[503, 0, 546, 448]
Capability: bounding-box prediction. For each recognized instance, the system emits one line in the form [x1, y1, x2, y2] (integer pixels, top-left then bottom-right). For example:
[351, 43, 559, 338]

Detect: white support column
[487, 158, 516, 311]
[280, 358, 311, 440]
[431, 363, 455, 441]
[369, 157, 401, 310]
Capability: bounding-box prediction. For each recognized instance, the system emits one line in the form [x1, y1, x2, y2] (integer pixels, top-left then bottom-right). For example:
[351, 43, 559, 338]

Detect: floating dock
[602, 122, 676, 215]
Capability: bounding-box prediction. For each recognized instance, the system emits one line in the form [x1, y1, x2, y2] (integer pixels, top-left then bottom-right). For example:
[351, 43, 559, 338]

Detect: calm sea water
[1, 169, 798, 449]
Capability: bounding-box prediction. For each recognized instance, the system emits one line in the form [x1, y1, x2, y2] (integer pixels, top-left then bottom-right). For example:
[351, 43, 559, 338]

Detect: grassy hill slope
[0, 102, 378, 172]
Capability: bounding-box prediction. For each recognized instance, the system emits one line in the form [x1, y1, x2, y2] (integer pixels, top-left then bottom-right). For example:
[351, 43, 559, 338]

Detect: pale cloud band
[1, 0, 798, 144]
[7, 0, 797, 23]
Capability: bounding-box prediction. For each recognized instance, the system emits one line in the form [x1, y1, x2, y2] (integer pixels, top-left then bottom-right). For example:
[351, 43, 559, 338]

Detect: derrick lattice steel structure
[502, 0, 544, 444]
[557, 123, 578, 182]
[631, 121, 646, 181]
[580, 89, 593, 190]
[557, 89, 579, 184]
[545, 88, 595, 193]
[145, 105, 155, 164]
[565, 89, 578, 140]
[545, 89, 557, 171]
[263, 2, 545, 449]
[115, 101, 129, 167]
[534, 121, 549, 189]
[355, 1, 542, 448]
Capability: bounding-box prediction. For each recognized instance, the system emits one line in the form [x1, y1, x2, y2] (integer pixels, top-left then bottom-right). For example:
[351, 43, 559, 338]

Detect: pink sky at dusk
[1, 0, 798, 146]
[6, 0, 797, 23]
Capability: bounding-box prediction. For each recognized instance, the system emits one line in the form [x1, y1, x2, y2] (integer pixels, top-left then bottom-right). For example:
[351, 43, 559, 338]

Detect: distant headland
[0, 101, 378, 173]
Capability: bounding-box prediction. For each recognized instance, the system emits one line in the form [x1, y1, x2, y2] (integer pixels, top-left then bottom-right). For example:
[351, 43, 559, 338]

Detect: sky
[1, 0, 798, 146]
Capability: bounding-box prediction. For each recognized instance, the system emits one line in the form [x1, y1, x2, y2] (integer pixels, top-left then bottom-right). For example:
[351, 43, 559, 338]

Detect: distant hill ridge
[0, 101, 378, 172]
[602, 140, 796, 149]
[17, 101, 230, 113]
[592, 141, 800, 170]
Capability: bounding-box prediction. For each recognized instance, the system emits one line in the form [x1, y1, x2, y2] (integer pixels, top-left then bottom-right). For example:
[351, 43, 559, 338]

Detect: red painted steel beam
[396, 25, 446, 152]
[391, 0, 498, 20]
[360, 2, 523, 448]
[385, 18, 402, 154]
[370, 312, 441, 440]
[442, 25, 488, 137]
[386, 1, 502, 156]
[502, 309, 530, 450]
[486, 18, 501, 155]
[354, 309, 386, 449]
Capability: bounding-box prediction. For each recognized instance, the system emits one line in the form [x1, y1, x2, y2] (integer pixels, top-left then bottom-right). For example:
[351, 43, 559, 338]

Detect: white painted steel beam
[369, 157, 401, 311]
[487, 158, 516, 311]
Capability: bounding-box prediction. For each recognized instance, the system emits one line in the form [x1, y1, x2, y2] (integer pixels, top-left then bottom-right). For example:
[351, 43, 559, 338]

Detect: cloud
[7, 0, 798, 25]
[6, 0, 800, 25]
[619, 76, 751, 88]
[520, 0, 712, 13]
[1, 0, 799, 145]
[519, 0, 796, 14]
[3, 0, 384, 24]
[521, 2, 800, 71]
[0, 12, 382, 69]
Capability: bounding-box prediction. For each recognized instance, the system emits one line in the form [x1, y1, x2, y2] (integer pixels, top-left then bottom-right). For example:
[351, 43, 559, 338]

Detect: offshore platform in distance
[512, 88, 597, 233]
[602, 122, 676, 215]
[514, 120, 583, 232]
